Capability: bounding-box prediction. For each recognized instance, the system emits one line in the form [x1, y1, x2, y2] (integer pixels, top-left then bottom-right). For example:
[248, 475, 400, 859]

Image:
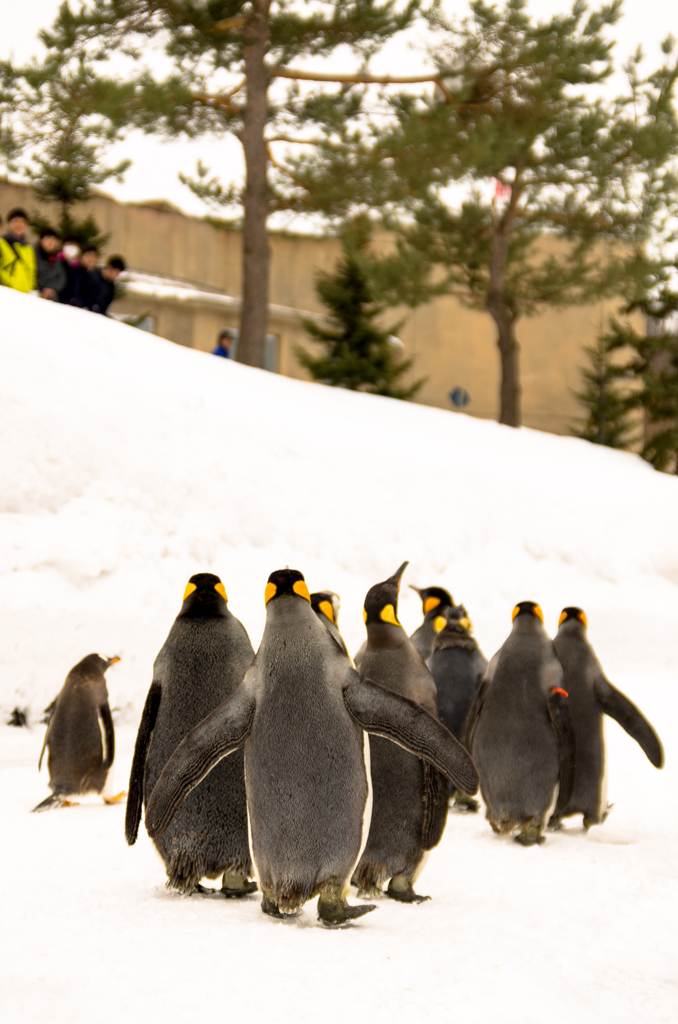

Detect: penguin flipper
[461, 659, 495, 751]
[343, 674, 479, 796]
[593, 675, 664, 768]
[421, 762, 449, 849]
[99, 701, 115, 771]
[145, 687, 256, 840]
[548, 688, 576, 814]
[125, 682, 162, 846]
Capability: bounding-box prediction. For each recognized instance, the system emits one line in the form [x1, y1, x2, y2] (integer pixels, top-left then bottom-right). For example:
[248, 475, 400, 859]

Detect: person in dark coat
[34, 228, 67, 301]
[57, 238, 83, 305]
[88, 255, 126, 315]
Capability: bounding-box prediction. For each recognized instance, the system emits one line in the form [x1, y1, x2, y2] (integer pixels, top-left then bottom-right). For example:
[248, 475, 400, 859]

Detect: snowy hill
[3, 285, 678, 716]
[1, 287, 676, 1023]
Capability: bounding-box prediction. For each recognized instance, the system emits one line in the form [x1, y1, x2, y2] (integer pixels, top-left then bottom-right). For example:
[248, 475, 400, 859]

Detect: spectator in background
[58, 237, 83, 305]
[212, 328, 235, 358]
[70, 244, 99, 308]
[0, 208, 37, 293]
[34, 227, 67, 301]
[88, 255, 126, 315]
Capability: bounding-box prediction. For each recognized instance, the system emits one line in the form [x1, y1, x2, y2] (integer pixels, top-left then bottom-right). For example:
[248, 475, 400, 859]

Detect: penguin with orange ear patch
[353, 563, 476, 902]
[125, 573, 256, 897]
[466, 601, 575, 845]
[409, 585, 455, 661]
[311, 590, 350, 657]
[426, 605, 487, 809]
[551, 607, 663, 830]
[33, 653, 122, 812]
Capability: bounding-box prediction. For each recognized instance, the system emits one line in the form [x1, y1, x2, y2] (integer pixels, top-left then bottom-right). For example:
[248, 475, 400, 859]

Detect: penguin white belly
[350, 732, 373, 886]
[597, 718, 608, 820]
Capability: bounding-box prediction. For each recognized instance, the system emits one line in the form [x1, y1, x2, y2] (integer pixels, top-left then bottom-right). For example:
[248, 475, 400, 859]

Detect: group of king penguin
[32, 561, 664, 927]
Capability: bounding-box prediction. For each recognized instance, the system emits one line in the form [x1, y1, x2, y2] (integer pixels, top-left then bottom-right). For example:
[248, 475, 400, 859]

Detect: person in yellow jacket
[0, 208, 37, 293]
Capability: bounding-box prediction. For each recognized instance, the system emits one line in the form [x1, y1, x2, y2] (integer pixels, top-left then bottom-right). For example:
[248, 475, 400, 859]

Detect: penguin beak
[106, 656, 121, 667]
[408, 584, 423, 597]
[388, 561, 409, 590]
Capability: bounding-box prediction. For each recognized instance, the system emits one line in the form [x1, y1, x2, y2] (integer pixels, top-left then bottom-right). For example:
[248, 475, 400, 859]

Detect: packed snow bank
[2, 286, 677, 718]
[2, 286, 677, 1024]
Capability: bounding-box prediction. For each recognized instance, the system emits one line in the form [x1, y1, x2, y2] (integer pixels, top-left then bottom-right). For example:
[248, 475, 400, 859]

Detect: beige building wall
[1, 179, 635, 436]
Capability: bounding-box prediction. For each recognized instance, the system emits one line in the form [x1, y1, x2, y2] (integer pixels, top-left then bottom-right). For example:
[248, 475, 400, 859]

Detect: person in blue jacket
[212, 328, 235, 358]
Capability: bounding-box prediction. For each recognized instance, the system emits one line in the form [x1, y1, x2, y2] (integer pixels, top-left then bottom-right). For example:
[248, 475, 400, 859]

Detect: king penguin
[353, 562, 466, 902]
[125, 573, 256, 896]
[466, 602, 575, 845]
[550, 607, 663, 829]
[409, 585, 455, 661]
[311, 590, 350, 657]
[426, 605, 488, 808]
[33, 653, 122, 812]
[144, 568, 478, 926]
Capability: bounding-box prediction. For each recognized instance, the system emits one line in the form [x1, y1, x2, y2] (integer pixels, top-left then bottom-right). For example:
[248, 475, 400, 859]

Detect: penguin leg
[103, 791, 127, 805]
[451, 790, 480, 813]
[261, 892, 285, 918]
[546, 815, 563, 831]
[386, 875, 430, 904]
[317, 880, 377, 926]
[220, 871, 258, 898]
[514, 821, 545, 846]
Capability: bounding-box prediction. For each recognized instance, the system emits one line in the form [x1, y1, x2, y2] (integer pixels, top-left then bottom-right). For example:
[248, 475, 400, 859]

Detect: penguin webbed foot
[317, 893, 377, 926]
[261, 893, 285, 918]
[103, 791, 127, 805]
[191, 883, 218, 895]
[451, 791, 480, 813]
[221, 879, 258, 899]
[514, 823, 545, 846]
[386, 875, 430, 904]
[546, 815, 563, 831]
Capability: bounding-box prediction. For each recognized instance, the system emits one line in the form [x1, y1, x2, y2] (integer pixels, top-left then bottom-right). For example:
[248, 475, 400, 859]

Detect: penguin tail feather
[166, 850, 207, 895]
[31, 793, 65, 813]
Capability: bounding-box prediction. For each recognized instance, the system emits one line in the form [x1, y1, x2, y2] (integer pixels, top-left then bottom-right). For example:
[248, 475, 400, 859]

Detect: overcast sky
[3, 1, 677, 219]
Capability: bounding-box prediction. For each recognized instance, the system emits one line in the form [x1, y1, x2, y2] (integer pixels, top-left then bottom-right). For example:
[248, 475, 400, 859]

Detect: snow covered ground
[1, 287, 676, 1022]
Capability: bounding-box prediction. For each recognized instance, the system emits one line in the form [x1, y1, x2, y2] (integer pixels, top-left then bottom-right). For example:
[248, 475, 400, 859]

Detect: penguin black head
[363, 561, 409, 627]
[311, 591, 340, 625]
[409, 585, 454, 617]
[179, 572, 229, 617]
[432, 604, 473, 635]
[511, 601, 544, 625]
[265, 568, 311, 606]
[557, 606, 588, 630]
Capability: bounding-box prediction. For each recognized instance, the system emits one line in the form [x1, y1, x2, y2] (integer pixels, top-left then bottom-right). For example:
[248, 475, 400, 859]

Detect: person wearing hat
[34, 227, 68, 301]
[212, 328, 236, 358]
[0, 208, 37, 293]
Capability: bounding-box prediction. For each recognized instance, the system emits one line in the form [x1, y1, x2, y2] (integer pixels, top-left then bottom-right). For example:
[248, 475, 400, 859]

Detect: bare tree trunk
[237, 0, 271, 368]
[487, 205, 521, 427]
[487, 295, 521, 427]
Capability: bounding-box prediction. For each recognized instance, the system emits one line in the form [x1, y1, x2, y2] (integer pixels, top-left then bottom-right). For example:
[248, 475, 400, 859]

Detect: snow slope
[1, 287, 676, 1023]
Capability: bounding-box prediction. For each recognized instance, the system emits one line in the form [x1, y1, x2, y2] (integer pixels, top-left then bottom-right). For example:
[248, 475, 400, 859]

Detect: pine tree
[572, 332, 635, 448]
[605, 289, 678, 473]
[19, 53, 130, 247]
[0, 62, 22, 180]
[37, 1, 446, 367]
[290, 0, 678, 427]
[298, 230, 423, 399]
